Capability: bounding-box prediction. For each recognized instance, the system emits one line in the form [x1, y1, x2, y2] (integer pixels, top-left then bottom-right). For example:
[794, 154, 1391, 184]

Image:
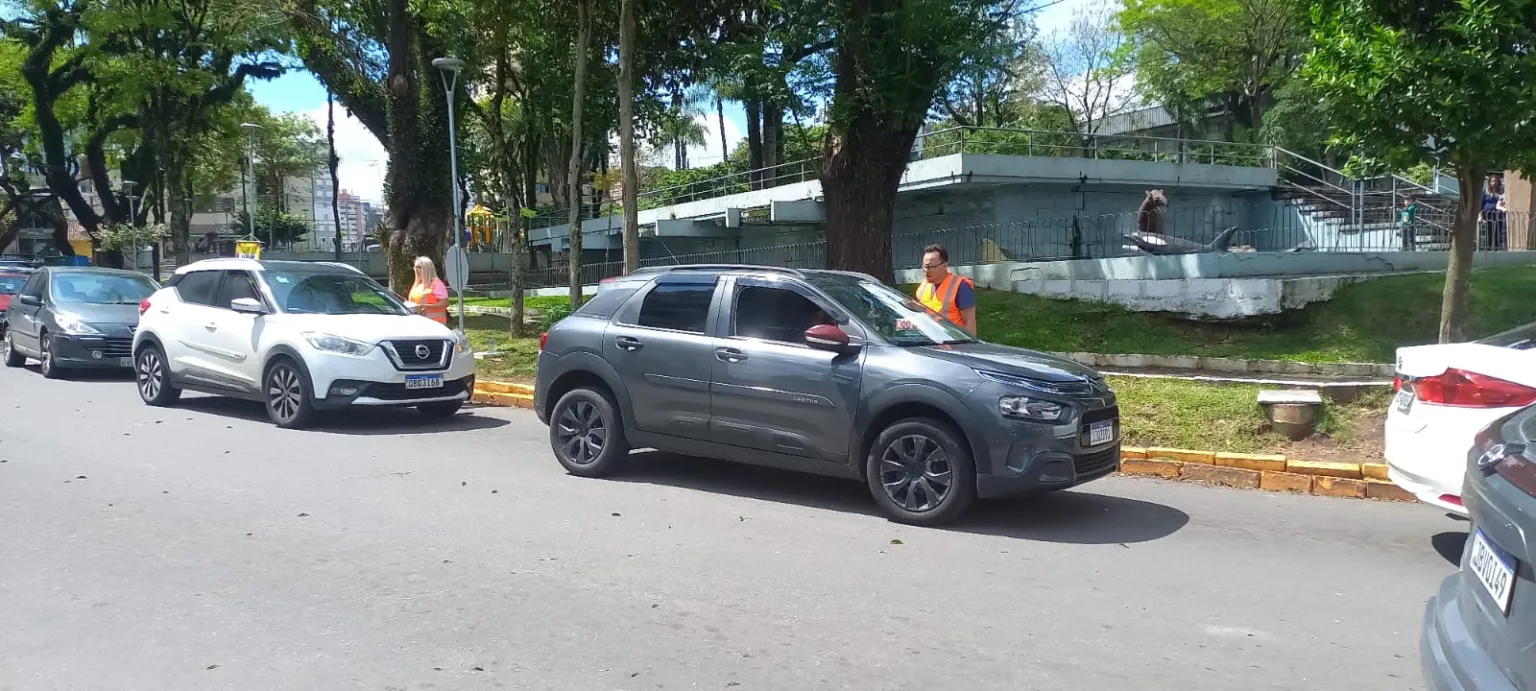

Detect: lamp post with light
[121, 180, 140, 270]
[432, 56, 467, 333]
[239, 123, 262, 243]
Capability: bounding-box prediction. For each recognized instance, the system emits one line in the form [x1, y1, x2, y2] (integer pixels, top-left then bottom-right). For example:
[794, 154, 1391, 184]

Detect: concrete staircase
[1271, 149, 1460, 250]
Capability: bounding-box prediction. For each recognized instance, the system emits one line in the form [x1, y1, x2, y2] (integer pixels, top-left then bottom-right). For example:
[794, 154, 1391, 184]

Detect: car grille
[1073, 446, 1120, 480]
[359, 379, 469, 401]
[381, 339, 452, 371]
[1078, 405, 1120, 447]
[102, 337, 133, 358]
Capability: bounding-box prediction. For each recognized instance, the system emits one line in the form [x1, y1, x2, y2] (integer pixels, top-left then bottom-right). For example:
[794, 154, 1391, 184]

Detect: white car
[132, 258, 476, 428]
[1385, 322, 1536, 515]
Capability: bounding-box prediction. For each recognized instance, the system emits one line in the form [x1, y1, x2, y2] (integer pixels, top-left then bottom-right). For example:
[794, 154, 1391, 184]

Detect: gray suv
[533, 265, 1120, 526]
[1421, 403, 1536, 691]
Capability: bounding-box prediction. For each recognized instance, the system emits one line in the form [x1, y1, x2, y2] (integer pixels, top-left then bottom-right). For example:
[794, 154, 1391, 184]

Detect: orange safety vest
[915, 273, 973, 328]
[409, 279, 450, 325]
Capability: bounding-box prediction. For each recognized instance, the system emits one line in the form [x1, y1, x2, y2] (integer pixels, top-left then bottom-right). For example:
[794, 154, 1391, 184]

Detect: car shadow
[1431, 531, 1469, 567]
[609, 451, 1189, 545]
[172, 395, 510, 435]
[25, 366, 135, 382]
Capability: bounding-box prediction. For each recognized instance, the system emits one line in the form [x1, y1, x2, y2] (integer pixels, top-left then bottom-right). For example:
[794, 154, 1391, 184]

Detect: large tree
[1301, 0, 1536, 341]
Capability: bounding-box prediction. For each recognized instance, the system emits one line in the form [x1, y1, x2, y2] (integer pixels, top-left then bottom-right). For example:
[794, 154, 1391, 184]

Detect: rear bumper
[1421, 575, 1519, 691]
[976, 444, 1121, 498]
[1389, 465, 1470, 516]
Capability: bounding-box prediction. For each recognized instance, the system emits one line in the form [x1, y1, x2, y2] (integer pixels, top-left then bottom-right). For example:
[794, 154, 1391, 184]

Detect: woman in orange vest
[407, 256, 450, 325]
[914, 243, 977, 336]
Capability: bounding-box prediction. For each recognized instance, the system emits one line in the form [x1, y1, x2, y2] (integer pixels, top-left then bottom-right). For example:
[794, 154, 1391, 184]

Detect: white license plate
[1088, 420, 1115, 446]
[1393, 388, 1415, 414]
[404, 374, 444, 390]
[117, 357, 132, 367]
[1468, 529, 1517, 616]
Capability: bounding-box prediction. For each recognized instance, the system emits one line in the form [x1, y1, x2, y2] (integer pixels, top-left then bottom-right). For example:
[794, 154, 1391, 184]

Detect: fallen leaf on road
[76, 475, 86, 479]
[471, 666, 484, 672]
[297, 513, 310, 517]
[890, 538, 903, 545]
[491, 490, 498, 494]
[205, 665, 220, 670]
[611, 512, 621, 517]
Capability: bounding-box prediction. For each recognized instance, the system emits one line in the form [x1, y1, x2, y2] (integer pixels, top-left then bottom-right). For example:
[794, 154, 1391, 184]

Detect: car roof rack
[627, 264, 806, 278]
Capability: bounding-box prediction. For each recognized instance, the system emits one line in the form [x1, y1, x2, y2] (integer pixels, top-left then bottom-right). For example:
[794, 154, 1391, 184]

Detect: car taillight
[1392, 375, 1402, 392]
[1413, 368, 1536, 408]
[1438, 494, 1464, 507]
[539, 332, 548, 351]
[139, 298, 151, 315]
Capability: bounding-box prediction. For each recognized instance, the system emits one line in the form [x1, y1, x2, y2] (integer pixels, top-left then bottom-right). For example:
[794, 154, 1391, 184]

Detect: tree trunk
[821, 114, 918, 284]
[715, 95, 728, 164]
[1439, 165, 1484, 343]
[514, 121, 538, 334]
[619, 0, 640, 275]
[328, 90, 343, 262]
[744, 91, 764, 188]
[379, 0, 448, 292]
[566, 0, 592, 308]
[763, 106, 781, 188]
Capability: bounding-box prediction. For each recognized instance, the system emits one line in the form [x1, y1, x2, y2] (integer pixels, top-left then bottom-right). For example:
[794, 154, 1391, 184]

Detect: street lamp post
[121, 180, 139, 271]
[432, 56, 467, 333]
[240, 123, 262, 244]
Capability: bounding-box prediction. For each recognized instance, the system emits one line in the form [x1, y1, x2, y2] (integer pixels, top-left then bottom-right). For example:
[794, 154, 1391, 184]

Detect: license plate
[404, 374, 444, 390]
[1089, 420, 1115, 446]
[1393, 388, 1415, 414]
[1468, 529, 1517, 616]
[117, 357, 132, 367]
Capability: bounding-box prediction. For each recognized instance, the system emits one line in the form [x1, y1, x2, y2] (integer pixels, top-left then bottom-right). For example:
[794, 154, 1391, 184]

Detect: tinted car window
[577, 284, 640, 319]
[21, 272, 44, 297]
[50, 273, 158, 305]
[636, 283, 714, 333]
[733, 286, 831, 344]
[214, 271, 263, 308]
[259, 270, 408, 316]
[806, 274, 973, 346]
[175, 271, 221, 306]
[1480, 321, 1536, 350]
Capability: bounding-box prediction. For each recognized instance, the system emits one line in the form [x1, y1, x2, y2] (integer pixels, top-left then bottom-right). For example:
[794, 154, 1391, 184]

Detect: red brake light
[539, 332, 548, 351]
[1438, 494, 1464, 507]
[1392, 375, 1402, 392]
[1413, 369, 1536, 408]
[139, 298, 151, 315]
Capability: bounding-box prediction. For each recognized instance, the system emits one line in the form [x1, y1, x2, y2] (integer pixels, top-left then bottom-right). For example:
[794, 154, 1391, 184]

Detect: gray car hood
[913, 342, 1101, 383]
[54, 302, 142, 325]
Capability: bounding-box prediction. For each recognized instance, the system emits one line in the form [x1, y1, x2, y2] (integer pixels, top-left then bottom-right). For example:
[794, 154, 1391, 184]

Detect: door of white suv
[157, 269, 228, 387]
[201, 270, 268, 391]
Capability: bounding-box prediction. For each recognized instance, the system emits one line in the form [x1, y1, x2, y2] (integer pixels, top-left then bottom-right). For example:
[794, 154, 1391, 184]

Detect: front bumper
[976, 443, 1121, 498]
[306, 340, 478, 402]
[1421, 574, 1519, 691]
[970, 400, 1122, 498]
[314, 374, 476, 410]
[50, 333, 135, 368]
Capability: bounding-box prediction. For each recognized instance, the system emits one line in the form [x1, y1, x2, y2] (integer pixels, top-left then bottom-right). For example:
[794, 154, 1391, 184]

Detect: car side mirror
[230, 297, 266, 315]
[805, 323, 853, 352]
[17, 294, 41, 307]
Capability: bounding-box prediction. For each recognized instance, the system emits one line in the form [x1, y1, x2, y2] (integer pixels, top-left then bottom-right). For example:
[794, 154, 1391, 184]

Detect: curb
[1119, 447, 1409, 502]
[470, 380, 534, 410]
[1050, 352, 1394, 379]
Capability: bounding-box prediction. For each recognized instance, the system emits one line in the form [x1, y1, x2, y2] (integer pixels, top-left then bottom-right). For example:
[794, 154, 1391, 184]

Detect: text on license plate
[404, 374, 444, 390]
[1089, 420, 1115, 446]
[1393, 387, 1415, 413]
[118, 357, 133, 367]
[1469, 529, 1517, 616]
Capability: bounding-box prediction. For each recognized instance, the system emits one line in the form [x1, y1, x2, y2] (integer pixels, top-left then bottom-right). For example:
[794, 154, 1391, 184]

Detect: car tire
[3, 331, 23, 368]
[549, 387, 630, 478]
[135, 344, 181, 406]
[264, 358, 317, 429]
[866, 418, 977, 527]
[38, 330, 65, 379]
[417, 400, 464, 419]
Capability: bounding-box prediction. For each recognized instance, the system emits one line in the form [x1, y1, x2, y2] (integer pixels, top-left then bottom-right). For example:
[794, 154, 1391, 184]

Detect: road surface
[0, 365, 1461, 690]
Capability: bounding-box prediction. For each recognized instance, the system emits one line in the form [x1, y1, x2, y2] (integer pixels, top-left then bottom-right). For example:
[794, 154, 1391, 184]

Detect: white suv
[132, 258, 476, 428]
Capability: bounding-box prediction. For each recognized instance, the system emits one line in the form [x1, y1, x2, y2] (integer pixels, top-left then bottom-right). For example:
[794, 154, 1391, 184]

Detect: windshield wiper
[940, 338, 979, 345]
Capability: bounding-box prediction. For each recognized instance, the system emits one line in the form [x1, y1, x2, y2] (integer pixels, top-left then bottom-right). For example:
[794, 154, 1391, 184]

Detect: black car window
[175, 271, 221, 306]
[20, 272, 44, 298]
[635, 283, 714, 333]
[733, 286, 832, 344]
[213, 271, 262, 309]
[576, 284, 640, 319]
[1480, 321, 1536, 350]
[49, 273, 157, 305]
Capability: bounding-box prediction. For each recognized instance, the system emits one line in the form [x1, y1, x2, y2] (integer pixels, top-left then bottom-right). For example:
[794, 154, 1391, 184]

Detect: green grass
[461, 294, 570, 311]
[972, 265, 1536, 364]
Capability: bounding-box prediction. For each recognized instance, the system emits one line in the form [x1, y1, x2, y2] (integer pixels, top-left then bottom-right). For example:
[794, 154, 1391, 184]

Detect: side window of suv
[213, 271, 262, 309]
[175, 271, 221, 306]
[733, 286, 831, 344]
[635, 282, 715, 333]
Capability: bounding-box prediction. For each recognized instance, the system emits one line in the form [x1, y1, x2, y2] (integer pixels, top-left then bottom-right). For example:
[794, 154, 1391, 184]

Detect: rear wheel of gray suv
[867, 418, 977, 526]
[550, 387, 630, 477]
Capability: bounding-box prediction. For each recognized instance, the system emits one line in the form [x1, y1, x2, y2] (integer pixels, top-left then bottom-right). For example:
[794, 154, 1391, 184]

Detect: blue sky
[251, 0, 1087, 203]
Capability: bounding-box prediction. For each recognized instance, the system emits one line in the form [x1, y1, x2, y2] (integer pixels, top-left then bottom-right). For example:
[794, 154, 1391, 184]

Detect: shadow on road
[25, 366, 135, 382]
[1431, 531, 1469, 566]
[611, 451, 1189, 545]
[173, 395, 510, 435]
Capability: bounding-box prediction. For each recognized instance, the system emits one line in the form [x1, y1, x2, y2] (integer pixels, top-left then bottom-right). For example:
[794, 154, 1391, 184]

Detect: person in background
[1482, 174, 1508, 250]
[1398, 195, 1419, 251]
[914, 243, 977, 337]
[406, 256, 449, 325]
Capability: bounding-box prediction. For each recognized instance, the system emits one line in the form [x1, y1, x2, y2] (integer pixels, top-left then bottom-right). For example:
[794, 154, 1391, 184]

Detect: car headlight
[55, 314, 102, 335]
[452, 329, 471, 354]
[302, 332, 374, 356]
[998, 395, 1066, 422]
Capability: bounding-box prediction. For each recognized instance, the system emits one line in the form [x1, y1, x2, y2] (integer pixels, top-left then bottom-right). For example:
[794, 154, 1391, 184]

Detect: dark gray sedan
[3, 267, 159, 378]
[1422, 403, 1536, 691]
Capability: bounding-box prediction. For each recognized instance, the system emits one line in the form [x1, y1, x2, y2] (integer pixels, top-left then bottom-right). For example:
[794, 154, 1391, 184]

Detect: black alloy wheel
[135, 345, 181, 406]
[867, 418, 976, 526]
[549, 388, 629, 477]
[265, 359, 316, 429]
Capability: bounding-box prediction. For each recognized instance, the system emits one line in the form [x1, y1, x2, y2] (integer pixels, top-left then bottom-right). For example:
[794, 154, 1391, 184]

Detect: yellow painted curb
[1147, 447, 1216, 464]
[1365, 478, 1415, 502]
[1285, 460, 1363, 479]
[1215, 452, 1287, 473]
[1313, 476, 1367, 499]
[470, 390, 534, 409]
[1114, 444, 1395, 502]
[1122, 446, 1148, 461]
[1361, 463, 1390, 481]
[477, 380, 534, 395]
[1120, 458, 1184, 479]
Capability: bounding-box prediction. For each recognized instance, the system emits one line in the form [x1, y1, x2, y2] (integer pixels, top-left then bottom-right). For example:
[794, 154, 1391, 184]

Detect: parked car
[1386, 322, 1536, 515]
[533, 265, 1120, 526]
[3, 267, 159, 378]
[1420, 403, 1536, 691]
[132, 258, 476, 429]
[0, 271, 28, 338]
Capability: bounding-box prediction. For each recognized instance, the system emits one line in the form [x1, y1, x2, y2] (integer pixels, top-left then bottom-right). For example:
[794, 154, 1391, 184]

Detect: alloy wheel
[555, 399, 607, 465]
[137, 350, 163, 400]
[879, 434, 954, 512]
[267, 365, 303, 422]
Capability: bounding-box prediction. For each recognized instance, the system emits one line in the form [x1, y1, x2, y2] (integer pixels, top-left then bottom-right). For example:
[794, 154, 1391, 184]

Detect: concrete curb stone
[1121, 445, 1407, 502]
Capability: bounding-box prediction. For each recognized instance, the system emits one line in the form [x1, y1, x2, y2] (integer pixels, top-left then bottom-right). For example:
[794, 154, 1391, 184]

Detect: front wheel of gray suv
[866, 418, 977, 526]
[549, 387, 630, 477]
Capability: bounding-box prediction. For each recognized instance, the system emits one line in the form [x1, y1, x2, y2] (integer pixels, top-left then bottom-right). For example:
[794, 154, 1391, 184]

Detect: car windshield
[260, 270, 410, 316]
[0, 275, 25, 294]
[806, 274, 975, 346]
[1480, 321, 1536, 350]
[49, 273, 158, 305]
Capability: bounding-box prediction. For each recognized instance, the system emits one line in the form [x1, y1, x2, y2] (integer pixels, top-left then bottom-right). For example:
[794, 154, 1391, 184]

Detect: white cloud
[297, 106, 388, 204]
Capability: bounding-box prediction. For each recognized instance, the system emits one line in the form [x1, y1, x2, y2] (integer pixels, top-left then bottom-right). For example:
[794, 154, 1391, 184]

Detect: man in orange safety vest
[913, 244, 976, 336]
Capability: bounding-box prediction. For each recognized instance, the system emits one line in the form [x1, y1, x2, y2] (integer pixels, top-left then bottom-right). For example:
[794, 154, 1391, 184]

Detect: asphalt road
[0, 364, 1465, 691]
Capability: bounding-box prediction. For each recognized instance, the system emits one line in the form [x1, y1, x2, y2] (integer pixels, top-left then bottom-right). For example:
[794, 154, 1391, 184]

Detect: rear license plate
[404, 374, 444, 390]
[1469, 528, 1517, 616]
[1088, 420, 1115, 446]
[1393, 388, 1415, 414]
[117, 357, 132, 367]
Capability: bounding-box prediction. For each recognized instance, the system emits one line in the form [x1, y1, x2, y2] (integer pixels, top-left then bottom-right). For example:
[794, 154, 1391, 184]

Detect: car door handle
[204, 322, 218, 332]
[615, 336, 643, 351]
[716, 347, 747, 363]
